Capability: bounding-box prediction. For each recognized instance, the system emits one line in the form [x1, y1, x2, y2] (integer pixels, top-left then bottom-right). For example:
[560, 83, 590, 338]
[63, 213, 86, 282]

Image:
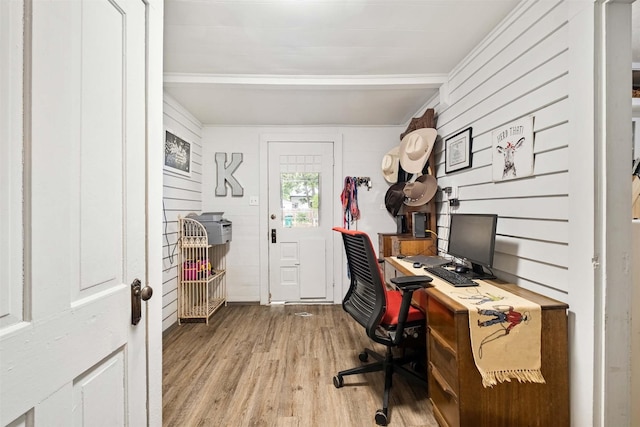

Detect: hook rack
[355, 176, 372, 191]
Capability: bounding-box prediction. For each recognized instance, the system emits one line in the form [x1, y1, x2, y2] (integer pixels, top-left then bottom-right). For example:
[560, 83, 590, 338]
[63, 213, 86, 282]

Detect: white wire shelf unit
[178, 216, 227, 324]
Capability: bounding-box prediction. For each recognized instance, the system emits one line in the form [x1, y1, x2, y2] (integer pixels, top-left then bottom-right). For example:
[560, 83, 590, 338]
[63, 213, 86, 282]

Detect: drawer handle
[430, 362, 457, 399]
[429, 327, 456, 356]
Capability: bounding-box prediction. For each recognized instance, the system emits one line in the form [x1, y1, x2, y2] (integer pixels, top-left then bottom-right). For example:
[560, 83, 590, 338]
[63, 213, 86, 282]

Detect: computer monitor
[447, 213, 498, 279]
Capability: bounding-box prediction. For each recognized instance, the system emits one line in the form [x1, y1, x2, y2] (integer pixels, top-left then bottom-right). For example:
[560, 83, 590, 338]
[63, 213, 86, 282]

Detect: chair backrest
[333, 227, 388, 343]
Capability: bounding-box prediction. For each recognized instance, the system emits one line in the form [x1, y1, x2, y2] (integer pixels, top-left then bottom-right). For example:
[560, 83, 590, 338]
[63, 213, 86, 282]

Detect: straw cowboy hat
[381, 146, 400, 183]
[399, 128, 437, 174]
[403, 174, 438, 206]
[384, 182, 406, 216]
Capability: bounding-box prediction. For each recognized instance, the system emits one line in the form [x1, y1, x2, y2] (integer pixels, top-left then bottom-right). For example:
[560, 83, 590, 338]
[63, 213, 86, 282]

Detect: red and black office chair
[332, 227, 432, 426]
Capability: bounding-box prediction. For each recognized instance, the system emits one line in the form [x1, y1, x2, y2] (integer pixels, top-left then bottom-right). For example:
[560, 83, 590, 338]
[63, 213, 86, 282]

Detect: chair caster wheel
[333, 375, 344, 388]
[375, 409, 388, 426]
[358, 352, 369, 362]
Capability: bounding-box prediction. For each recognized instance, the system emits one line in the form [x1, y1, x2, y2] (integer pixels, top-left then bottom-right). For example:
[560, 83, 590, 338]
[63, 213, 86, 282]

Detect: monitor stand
[468, 262, 496, 280]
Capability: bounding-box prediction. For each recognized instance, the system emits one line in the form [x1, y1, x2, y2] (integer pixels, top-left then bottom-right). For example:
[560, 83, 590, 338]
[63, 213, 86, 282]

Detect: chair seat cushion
[381, 290, 425, 327]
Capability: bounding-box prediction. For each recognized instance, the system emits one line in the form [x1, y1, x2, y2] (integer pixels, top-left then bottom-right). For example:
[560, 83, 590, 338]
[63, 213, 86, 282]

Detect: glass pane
[280, 172, 319, 228]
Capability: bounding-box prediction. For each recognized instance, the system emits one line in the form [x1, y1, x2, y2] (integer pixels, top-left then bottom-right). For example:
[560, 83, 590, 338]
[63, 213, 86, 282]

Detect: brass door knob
[140, 285, 153, 301]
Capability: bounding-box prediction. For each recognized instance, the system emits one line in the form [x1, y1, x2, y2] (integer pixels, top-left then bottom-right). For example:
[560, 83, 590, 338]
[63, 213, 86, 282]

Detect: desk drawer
[427, 297, 457, 353]
[429, 362, 459, 427]
[429, 328, 458, 395]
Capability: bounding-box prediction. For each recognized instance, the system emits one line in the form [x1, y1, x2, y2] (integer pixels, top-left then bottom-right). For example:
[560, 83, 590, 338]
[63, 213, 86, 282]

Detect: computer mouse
[454, 264, 469, 274]
[413, 262, 422, 268]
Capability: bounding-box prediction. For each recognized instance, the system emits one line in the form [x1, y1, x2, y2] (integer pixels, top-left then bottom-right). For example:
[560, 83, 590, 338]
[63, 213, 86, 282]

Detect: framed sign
[164, 130, 192, 177]
[445, 127, 472, 173]
[492, 116, 534, 182]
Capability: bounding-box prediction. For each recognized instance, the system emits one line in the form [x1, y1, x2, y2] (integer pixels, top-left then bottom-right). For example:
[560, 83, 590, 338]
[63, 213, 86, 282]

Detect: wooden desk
[385, 257, 569, 427]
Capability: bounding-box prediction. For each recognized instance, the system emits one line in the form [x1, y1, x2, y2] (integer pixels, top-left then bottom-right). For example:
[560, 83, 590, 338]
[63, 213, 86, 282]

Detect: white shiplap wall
[430, 0, 570, 302]
[423, 1, 608, 425]
[162, 94, 203, 331]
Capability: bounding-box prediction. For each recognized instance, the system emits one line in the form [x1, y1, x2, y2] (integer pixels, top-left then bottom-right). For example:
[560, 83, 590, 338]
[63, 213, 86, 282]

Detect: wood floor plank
[163, 304, 438, 427]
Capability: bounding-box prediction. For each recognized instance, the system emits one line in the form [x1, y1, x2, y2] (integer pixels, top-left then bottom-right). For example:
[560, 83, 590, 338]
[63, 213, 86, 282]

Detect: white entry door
[0, 1, 152, 425]
[268, 142, 334, 302]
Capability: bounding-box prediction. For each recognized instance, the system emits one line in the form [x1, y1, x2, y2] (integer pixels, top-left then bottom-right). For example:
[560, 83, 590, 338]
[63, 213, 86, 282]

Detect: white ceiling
[163, 0, 639, 127]
[163, 0, 521, 126]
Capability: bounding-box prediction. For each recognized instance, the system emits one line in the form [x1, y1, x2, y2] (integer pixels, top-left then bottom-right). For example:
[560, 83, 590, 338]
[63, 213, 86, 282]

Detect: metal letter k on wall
[215, 152, 244, 196]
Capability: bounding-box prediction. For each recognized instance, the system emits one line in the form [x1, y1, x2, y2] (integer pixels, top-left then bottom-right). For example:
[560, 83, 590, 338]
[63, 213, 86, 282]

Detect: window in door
[279, 172, 320, 228]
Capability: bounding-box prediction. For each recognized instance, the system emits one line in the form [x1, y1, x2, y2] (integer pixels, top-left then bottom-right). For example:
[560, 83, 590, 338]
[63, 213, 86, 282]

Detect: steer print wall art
[492, 116, 534, 182]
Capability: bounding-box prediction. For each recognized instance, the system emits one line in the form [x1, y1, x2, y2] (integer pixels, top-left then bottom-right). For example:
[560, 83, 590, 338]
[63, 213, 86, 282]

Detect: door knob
[139, 285, 153, 301]
[270, 214, 276, 220]
[131, 279, 153, 325]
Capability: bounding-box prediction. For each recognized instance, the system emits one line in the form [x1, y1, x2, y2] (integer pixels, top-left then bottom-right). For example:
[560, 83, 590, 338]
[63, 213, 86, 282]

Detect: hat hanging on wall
[381, 146, 400, 183]
[397, 158, 429, 184]
[384, 182, 406, 216]
[403, 174, 438, 206]
[399, 128, 437, 174]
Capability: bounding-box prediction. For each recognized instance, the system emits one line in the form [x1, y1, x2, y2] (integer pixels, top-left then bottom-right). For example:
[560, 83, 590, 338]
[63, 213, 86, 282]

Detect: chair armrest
[391, 275, 432, 291]
[389, 275, 431, 345]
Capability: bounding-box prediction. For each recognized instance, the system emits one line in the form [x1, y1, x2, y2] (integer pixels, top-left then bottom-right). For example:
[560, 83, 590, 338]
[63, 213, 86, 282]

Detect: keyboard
[424, 266, 478, 287]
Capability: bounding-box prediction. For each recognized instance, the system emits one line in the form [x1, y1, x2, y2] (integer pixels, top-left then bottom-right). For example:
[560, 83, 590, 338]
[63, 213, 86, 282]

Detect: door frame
[591, 1, 634, 425]
[146, 0, 164, 424]
[259, 133, 343, 305]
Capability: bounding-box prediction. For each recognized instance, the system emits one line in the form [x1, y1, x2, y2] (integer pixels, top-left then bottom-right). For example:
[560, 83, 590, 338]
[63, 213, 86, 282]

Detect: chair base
[333, 346, 427, 426]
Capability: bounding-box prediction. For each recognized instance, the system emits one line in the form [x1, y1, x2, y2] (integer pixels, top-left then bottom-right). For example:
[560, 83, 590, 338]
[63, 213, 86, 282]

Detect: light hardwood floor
[163, 304, 438, 427]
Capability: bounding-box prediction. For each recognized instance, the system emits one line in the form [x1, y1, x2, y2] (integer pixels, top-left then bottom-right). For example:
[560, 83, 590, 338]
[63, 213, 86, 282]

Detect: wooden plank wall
[162, 94, 203, 331]
[427, 0, 570, 302]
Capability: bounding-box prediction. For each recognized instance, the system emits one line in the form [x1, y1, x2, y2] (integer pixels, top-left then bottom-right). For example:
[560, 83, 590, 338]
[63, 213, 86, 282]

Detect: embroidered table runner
[394, 258, 545, 387]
